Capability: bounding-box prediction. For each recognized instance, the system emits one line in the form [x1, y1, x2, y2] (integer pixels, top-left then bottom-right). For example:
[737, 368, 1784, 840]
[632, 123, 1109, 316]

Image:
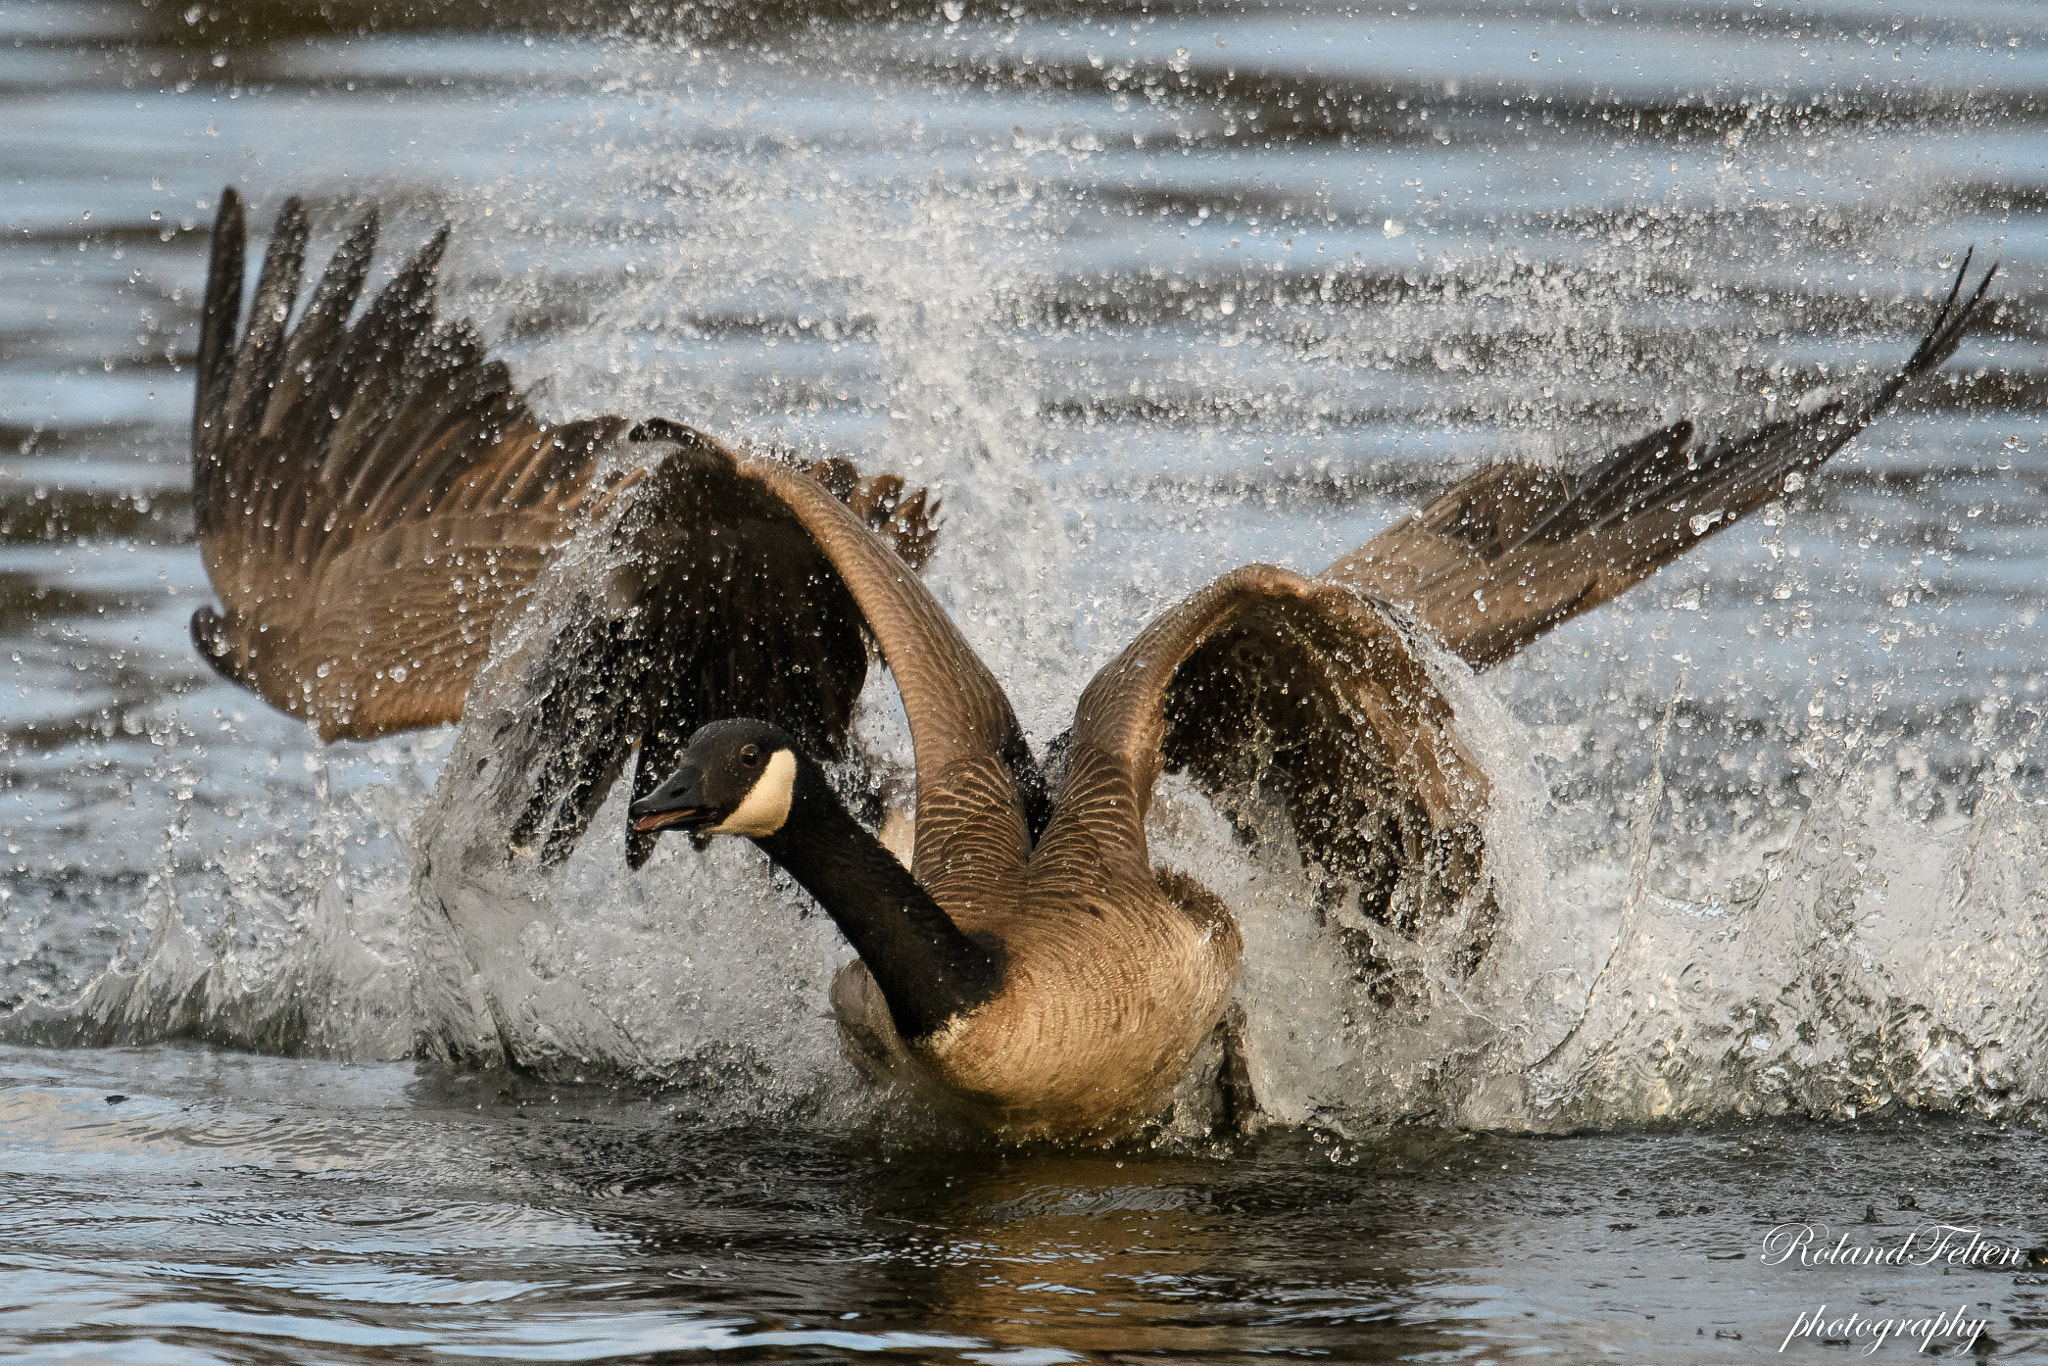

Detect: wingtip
[418, 222, 453, 272]
[194, 186, 250, 478]
[209, 186, 250, 270]
[274, 194, 309, 237]
[1893, 249, 1997, 387]
[391, 223, 454, 310]
[1974, 255, 2001, 299]
[383, 222, 454, 302]
[207, 183, 247, 282]
[267, 198, 311, 273]
[189, 604, 226, 658]
[346, 204, 382, 256]
[888, 485, 942, 570]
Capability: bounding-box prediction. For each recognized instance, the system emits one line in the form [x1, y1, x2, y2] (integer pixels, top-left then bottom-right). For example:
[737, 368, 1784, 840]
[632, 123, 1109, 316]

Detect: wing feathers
[1330, 256, 1996, 666]
[501, 438, 957, 870]
[745, 456, 1034, 884]
[501, 441, 1025, 875]
[191, 191, 954, 881]
[324, 227, 454, 516]
[223, 196, 309, 446]
[1062, 564, 1494, 965]
[1513, 420, 1696, 551]
[264, 208, 378, 453]
[192, 187, 246, 491]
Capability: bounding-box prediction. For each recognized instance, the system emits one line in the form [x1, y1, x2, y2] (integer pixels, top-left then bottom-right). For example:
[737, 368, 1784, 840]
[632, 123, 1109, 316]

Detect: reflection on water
[3, 1044, 2044, 1361]
[5, 0, 2048, 1358]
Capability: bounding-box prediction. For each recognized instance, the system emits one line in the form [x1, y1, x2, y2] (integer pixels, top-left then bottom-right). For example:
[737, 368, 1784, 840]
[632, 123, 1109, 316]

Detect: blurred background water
[4, 0, 2048, 1359]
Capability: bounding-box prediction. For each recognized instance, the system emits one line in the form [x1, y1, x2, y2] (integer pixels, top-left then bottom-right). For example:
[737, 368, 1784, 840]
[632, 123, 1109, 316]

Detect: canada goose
[191, 188, 1995, 1138]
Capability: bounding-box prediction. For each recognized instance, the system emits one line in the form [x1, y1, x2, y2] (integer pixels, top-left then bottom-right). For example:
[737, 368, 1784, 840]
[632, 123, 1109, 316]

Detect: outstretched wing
[1330, 255, 1997, 667]
[1056, 257, 1992, 980]
[495, 426, 1038, 873]
[192, 190, 981, 866]
[192, 189, 619, 738]
[190, 189, 939, 763]
[1057, 565, 1495, 975]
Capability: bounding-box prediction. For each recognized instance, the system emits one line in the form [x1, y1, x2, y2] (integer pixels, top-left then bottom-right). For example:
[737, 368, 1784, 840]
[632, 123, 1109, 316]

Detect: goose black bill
[628, 774, 711, 833]
[629, 805, 704, 833]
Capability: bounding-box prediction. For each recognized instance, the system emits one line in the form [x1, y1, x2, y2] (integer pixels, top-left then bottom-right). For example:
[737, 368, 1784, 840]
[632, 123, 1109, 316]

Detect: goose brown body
[824, 558, 1492, 1134]
[190, 188, 1996, 1140]
[830, 868, 1240, 1137]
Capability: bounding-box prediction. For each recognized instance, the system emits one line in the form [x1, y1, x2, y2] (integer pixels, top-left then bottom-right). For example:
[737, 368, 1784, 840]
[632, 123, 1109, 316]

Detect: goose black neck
[754, 768, 1002, 1043]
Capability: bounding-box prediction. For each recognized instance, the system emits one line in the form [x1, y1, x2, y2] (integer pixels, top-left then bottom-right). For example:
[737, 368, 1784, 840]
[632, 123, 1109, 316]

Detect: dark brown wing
[189, 189, 938, 759]
[494, 434, 1038, 875]
[1328, 255, 1997, 667]
[191, 187, 618, 738]
[1054, 565, 1493, 968]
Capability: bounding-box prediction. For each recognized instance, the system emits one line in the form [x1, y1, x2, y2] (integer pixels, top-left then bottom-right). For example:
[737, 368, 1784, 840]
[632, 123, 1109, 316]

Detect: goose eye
[738, 744, 761, 766]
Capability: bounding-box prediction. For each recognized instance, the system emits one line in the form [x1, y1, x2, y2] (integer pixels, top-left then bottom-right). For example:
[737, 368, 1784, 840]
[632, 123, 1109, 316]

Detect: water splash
[10, 19, 2048, 1137]
[7, 752, 421, 1060]
[1526, 736, 2048, 1130]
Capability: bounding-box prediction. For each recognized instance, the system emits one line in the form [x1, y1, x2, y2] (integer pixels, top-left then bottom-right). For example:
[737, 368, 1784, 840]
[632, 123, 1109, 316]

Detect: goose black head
[629, 719, 800, 840]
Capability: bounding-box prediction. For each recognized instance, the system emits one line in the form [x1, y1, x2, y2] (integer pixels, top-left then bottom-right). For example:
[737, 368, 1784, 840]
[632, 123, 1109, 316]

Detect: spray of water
[11, 54, 2047, 1137]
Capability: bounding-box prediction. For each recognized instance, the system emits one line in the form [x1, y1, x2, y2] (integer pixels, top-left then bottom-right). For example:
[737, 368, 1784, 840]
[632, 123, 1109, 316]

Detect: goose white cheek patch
[707, 749, 797, 837]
